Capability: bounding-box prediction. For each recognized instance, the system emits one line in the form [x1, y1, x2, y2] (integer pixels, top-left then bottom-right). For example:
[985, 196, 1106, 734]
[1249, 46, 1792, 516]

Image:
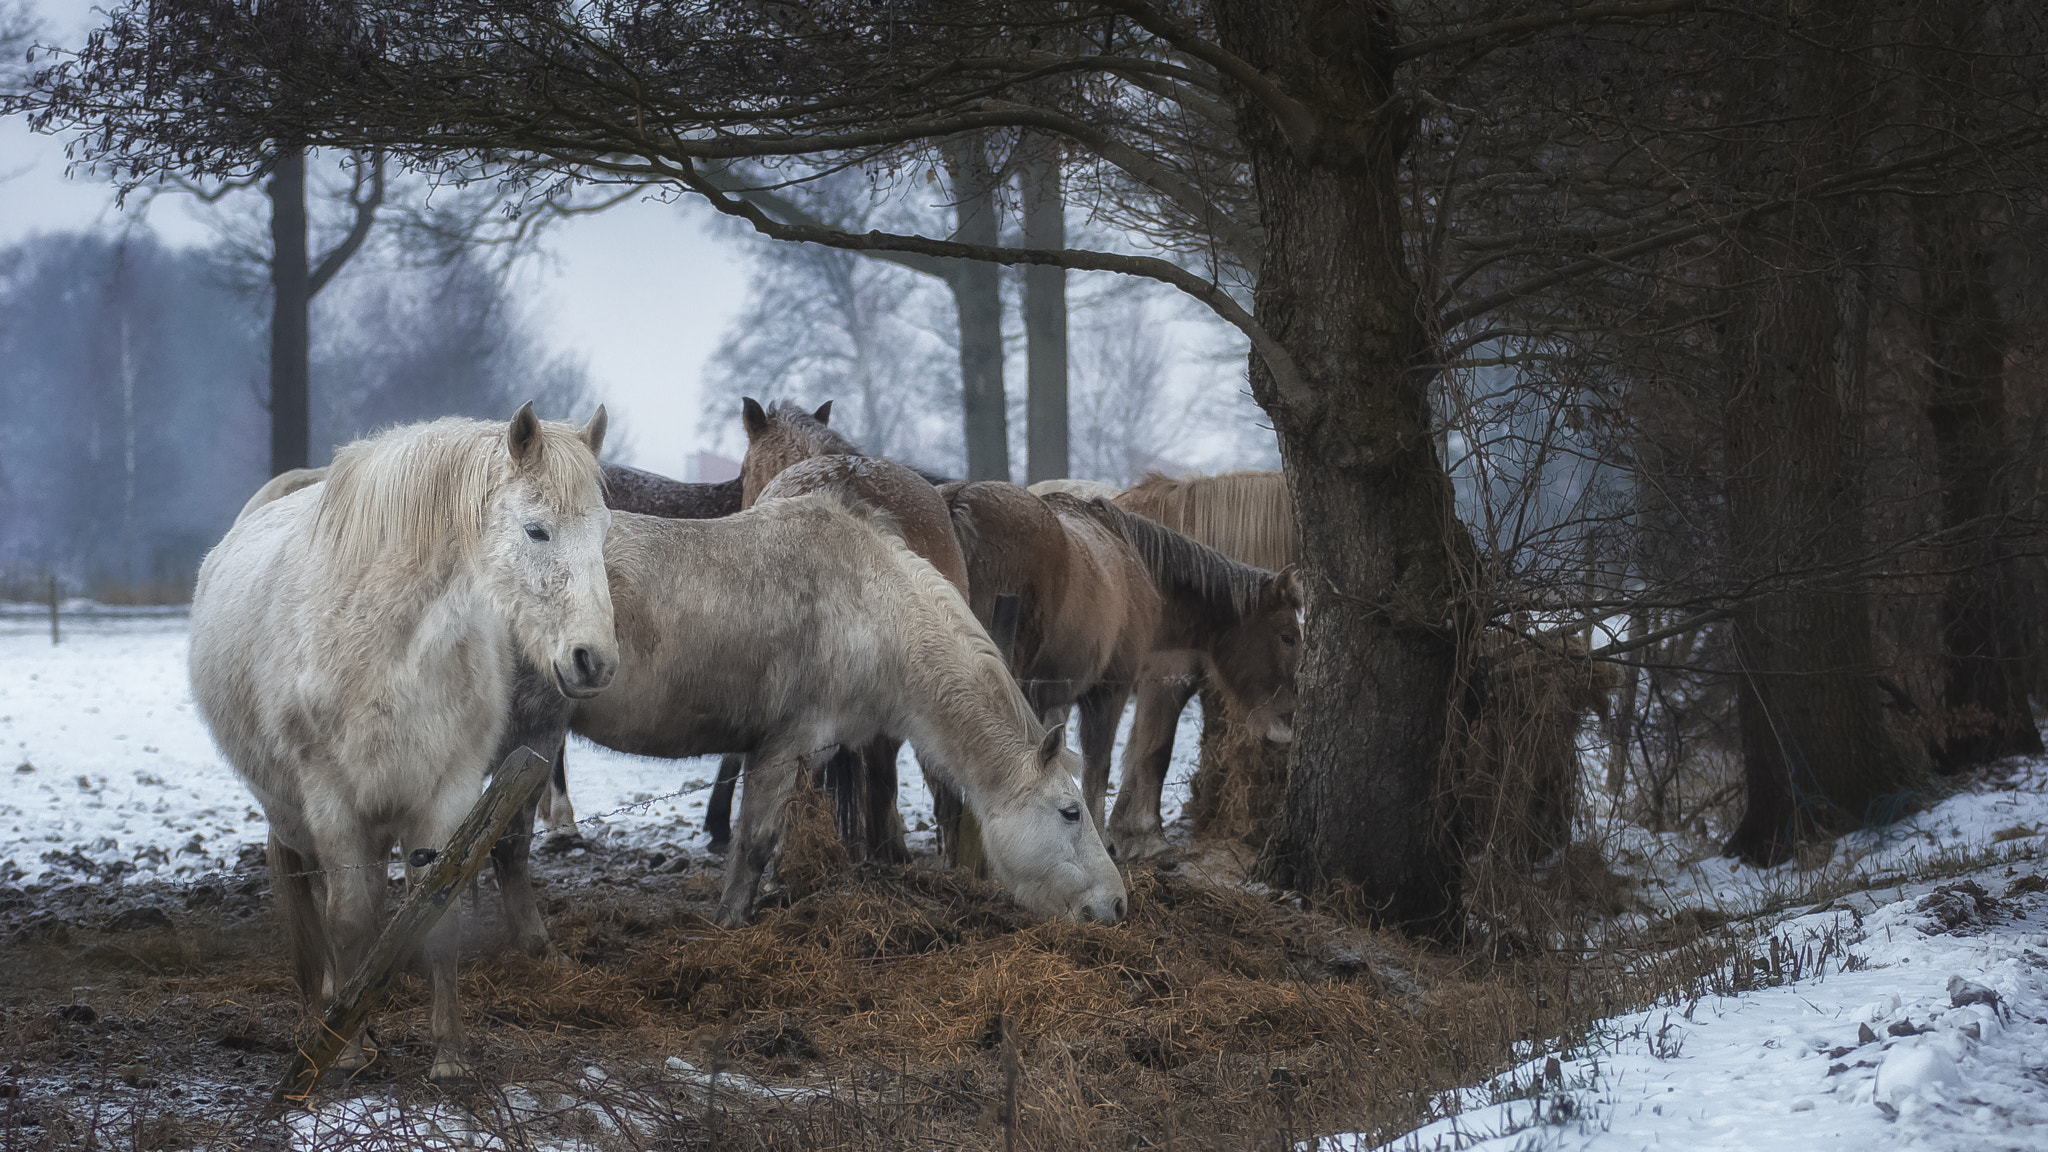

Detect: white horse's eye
[525, 523, 551, 542]
[1059, 804, 1081, 823]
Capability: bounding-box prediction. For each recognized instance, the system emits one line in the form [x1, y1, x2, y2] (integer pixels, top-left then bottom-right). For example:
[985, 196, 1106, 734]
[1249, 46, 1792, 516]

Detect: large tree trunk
[944, 133, 1009, 482]
[1217, 2, 1467, 934]
[1913, 194, 2045, 769]
[1716, 6, 1921, 866]
[1021, 134, 1069, 484]
[267, 144, 311, 476]
[1718, 210, 1920, 864]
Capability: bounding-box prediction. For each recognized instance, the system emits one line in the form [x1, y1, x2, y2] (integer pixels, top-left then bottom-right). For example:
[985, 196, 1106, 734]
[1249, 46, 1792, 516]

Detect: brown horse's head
[1207, 566, 1302, 743]
[739, 397, 857, 507]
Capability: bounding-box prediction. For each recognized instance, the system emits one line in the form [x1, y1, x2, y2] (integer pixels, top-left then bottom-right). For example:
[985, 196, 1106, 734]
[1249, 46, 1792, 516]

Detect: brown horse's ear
[812, 400, 833, 426]
[508, 401, 542, 467]
[1038, 724, 1067, 763]
[742, 397, 769, 439]
[1269, 565, 1302, 610]
[579, 405, 608, 458]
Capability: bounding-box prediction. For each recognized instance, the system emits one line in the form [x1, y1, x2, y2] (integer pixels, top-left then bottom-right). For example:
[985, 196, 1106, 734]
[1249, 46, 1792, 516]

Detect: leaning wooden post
[48, 575, 58, 647]
[272, 745, 553, 1107]
[957, 593, 1023, 878]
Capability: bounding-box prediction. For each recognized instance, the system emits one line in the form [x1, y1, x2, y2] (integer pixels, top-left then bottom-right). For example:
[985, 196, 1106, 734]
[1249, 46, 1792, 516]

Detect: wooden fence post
[48, 575, 58, 647]
[272, 745, 553, 1107]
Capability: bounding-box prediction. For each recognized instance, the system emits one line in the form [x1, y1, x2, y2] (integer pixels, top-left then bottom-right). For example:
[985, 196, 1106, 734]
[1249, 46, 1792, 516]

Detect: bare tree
[33, 0, 2048, 929]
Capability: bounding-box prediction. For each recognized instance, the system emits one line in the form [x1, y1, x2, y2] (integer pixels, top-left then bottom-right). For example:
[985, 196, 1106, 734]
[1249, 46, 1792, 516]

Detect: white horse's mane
[314, 417, 601, 576]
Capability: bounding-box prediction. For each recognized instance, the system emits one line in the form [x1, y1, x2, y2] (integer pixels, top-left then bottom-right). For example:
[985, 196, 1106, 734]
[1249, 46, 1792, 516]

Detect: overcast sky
[2, 0, 749, 479]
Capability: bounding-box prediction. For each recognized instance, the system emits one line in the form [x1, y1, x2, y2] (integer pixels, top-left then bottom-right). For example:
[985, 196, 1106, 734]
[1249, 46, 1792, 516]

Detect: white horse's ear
[508, 401, 542, 466]
[579, 405, 608, 458]
[812, 400, 833, 425]
[1038, 724, 1066, 763]
[742, 397, 769, 439]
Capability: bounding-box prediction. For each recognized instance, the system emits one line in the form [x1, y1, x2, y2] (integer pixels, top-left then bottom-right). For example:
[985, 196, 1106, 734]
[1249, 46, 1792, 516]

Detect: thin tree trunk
[1913, 194, 2045, 769]
[944, 133, 1009, 482]
[1021, 134, 1069, 483]
[1217, 1, 1468, 935]
[268, 144, 311, 476]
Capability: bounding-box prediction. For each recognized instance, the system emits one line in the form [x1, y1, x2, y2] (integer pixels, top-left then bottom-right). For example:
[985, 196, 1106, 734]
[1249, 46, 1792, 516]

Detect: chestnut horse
[944, 483, 1300, 859]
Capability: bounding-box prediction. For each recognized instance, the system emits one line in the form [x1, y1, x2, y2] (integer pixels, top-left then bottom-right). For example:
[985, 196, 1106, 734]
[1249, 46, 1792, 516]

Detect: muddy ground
[3, 816, 1568, 1152]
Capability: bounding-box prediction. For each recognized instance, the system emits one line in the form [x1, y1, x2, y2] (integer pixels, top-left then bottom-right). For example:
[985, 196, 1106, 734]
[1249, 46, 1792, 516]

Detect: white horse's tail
[266, 834, 327, 1003]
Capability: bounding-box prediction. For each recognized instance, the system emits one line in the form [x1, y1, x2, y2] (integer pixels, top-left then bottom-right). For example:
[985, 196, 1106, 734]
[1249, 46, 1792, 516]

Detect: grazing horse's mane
[315, 416, 600, 575]
[1051, 492, 1274, 618]
[1116, 470, 1297, 574]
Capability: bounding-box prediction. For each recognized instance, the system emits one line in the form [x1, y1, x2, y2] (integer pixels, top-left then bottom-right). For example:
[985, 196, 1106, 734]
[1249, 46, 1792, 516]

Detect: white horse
[190, 405, 615, 1084]
[499, 495, 1129, 929]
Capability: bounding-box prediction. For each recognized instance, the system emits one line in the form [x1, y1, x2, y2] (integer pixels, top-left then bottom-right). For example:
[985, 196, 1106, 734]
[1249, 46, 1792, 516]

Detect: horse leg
[1107, 665, 1199, 862]
[823, 744, 866, 854]
[863, 737, 911, 863]
[715, 748, 803, 928]
[310, 822, 384, 1076]
[535, 753, 577, 837]
[410, 794, 479, 1085]
[492, 733, 570, 965]
[1076, 683, 1131, 838]
[704, 753, 743, 855]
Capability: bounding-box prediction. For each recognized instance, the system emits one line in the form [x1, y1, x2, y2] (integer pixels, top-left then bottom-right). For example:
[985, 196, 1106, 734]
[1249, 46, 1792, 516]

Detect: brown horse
[1116, 470, 1297, 573]
[944, 483, 1300, 859]
[710, 397, 970, 861]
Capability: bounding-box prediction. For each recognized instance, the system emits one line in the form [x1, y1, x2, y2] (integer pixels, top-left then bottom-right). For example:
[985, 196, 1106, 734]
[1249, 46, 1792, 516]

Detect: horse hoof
[713, 902, 752, 930]
[540, 945, 575, 968]
[705, 837, 731, 858]
[1109, 830, 1172, 862]
[428, 1057, 475, 1087]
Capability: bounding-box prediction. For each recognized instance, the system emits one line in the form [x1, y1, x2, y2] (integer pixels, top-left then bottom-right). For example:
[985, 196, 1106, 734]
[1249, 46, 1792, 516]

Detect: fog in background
[0, 0, 1277, 598]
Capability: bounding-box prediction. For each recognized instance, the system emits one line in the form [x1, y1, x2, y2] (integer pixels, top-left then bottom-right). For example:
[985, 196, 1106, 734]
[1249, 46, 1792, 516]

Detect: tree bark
[1218, 1, 1467, 935]
[1021, 133, 1069, 483]
[944, 133, 1009, 482]
[1913, 194, 2045, 769]
[267, 144, 311, 476]
[1716, 5, 1921, 866]
[1718, 210, 1920, 864]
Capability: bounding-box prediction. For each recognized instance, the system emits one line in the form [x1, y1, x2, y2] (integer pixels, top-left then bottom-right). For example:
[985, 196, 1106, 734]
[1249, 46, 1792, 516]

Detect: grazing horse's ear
[508, 401, 542, 467]
[1038, 724, 1067, 764]
[1269, 565, 1302, 610]
[812, 400, 833, 426]
[742, 397, 769, 439]
[579, 405, 608, 459]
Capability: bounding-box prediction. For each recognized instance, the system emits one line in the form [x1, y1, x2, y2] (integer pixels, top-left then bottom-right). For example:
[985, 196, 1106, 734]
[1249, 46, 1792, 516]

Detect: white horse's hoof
[1109, 828, 1172, 862]
[428, 1056, 475, 1087]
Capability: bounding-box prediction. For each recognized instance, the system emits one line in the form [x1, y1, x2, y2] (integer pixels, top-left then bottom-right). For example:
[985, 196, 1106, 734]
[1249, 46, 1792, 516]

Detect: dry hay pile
[1186, 683, 1291, 848]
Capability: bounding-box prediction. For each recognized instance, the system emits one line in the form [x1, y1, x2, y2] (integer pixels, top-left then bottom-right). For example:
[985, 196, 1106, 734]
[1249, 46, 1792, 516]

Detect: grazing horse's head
[484, 404, 619, 700]
[980, 725, 1129, 924]
[739, 397, 855, 508]
[1208, 566, 1302, 743]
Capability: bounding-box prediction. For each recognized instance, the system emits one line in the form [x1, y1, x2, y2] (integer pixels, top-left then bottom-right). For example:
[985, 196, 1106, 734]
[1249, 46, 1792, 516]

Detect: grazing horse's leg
[824, 744, 866, 852]
[1107, 655, 1201, 861]
[704, 754, 744, 854]
[535, 755, 577, 837]
[491, 731, 571, 965]
[1075, 682, 1133, 839]
[863, 738, 912, 863]
[716, 746, 806, 928]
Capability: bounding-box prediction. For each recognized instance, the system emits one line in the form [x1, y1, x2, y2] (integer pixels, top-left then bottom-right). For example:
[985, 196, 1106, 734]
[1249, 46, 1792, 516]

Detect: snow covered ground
[0, 610, 1200, 886]
[1352, 761, 2048, 1152]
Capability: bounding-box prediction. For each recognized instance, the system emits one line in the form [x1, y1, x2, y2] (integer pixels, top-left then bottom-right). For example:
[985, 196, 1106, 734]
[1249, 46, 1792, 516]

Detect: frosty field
[3, 610, 2047, 1151]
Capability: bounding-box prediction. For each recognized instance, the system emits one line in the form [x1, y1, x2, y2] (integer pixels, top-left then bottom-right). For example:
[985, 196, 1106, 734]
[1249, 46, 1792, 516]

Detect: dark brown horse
[943, 483, 1300, 858]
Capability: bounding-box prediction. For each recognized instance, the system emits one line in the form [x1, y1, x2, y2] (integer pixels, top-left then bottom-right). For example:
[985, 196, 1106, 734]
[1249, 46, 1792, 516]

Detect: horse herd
[188, 401, 1302, 1084]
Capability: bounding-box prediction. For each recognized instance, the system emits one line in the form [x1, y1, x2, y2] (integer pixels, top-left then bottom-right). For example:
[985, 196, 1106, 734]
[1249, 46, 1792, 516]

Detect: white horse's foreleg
[715, 749, 803, 928]
[312, 823, 385, 1075]
[492, 734, 570, 965]
[1075, 684, 1132, 837]
[535, 751, 578, 836]
[1107, 662, 1199, 861]
[409, 794, 477, 1086]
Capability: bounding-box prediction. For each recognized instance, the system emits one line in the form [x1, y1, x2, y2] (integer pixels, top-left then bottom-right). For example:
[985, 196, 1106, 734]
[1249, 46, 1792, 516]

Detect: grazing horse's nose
[556, 643, 617, 698]
[1114, 895, 1127, 920]
[573, 646, 598, 683]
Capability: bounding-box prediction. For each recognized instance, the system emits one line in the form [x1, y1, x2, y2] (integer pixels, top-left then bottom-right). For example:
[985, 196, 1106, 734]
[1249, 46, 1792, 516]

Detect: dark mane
[1049, 493, 1273, 618]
